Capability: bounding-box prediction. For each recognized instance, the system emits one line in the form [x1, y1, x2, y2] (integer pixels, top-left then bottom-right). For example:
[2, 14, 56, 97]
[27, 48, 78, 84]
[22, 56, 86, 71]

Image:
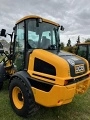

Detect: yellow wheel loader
[0, 15, 90, 117]
[76, 42, 90, 63]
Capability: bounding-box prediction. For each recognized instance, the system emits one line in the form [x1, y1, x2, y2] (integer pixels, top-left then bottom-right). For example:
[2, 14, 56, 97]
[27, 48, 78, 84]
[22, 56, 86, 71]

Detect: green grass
[0, 81, 90, 120]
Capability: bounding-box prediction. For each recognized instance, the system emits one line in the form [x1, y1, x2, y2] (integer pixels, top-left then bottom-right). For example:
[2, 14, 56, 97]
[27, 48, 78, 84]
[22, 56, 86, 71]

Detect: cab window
[14, 22, 25, 71]
[77, 45, 87, 59]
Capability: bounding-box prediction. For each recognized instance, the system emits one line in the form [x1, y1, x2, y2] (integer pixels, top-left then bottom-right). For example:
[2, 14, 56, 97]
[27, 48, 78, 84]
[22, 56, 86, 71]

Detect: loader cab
[76, 43, 90, 63]
[13, 16, 63, 71]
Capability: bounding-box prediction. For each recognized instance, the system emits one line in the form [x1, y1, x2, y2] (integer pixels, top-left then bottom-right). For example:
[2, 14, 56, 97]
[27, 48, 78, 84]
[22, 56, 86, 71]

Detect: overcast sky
[0, 0, 90, 45]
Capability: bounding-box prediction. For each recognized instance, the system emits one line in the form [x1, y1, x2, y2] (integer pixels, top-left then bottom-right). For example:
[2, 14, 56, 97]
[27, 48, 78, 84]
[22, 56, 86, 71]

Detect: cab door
[13, 22, 25, 71]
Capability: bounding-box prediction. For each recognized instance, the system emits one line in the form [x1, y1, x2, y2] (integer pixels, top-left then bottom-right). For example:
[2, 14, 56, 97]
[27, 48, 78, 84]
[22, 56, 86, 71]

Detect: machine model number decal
[75, 64, 85, 74]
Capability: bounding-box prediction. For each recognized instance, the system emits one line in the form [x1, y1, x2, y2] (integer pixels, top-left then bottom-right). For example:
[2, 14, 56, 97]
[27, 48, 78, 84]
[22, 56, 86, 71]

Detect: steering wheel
[28, 39, 37, 48]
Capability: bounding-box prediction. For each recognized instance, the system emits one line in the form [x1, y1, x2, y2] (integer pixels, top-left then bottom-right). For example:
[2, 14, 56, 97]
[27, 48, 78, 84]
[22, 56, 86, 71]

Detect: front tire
[9, 77, 35, 117]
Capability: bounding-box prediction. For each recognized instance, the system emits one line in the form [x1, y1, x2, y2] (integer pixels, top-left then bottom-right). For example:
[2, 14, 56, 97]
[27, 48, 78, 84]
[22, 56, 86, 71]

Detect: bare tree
[67, 38, 71, 47]
[77, 36, 80, 44]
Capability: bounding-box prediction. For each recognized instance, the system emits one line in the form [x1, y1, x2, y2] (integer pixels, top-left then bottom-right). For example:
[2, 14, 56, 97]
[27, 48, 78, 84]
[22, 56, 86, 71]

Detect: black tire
[9, 77, 35, 117]
[0, 82, 3, 90]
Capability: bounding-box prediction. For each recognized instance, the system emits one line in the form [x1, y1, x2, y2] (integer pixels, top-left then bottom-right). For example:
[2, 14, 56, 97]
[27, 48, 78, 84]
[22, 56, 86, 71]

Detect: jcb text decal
[75, 64, 85, 74]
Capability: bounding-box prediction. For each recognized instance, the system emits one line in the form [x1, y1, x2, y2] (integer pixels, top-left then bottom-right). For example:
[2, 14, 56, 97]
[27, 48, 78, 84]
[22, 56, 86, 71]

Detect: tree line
[60, 36, 90, 53]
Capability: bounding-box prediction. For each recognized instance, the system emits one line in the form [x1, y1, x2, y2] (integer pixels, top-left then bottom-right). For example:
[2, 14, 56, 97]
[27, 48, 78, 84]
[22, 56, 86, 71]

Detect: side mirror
[60, 26, 64, 31]
[0, 29, 6, 37]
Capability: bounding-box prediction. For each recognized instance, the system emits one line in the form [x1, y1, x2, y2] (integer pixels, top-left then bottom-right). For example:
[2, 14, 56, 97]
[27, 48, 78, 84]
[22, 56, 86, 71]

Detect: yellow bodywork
[27, 49, 90, 107]
[31, 79, 89, 107]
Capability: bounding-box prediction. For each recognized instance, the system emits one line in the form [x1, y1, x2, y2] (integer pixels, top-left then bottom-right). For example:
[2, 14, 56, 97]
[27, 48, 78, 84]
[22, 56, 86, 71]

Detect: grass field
[0, 81, 90, 120]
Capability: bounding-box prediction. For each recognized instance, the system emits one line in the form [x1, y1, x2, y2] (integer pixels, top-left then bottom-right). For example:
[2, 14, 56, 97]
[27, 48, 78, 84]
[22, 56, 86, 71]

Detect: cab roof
[16, 15, 60, 26]
[78, 42, 90, 45]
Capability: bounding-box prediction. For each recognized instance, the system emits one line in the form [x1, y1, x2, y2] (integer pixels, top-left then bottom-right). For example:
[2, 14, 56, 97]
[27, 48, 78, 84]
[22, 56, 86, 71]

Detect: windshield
[27, 19, 60, 50]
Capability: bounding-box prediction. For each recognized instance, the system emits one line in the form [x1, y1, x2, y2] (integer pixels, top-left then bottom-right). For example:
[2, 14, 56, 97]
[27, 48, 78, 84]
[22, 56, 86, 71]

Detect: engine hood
[49, 50, 88, 77]
[29, 49, 88, 78]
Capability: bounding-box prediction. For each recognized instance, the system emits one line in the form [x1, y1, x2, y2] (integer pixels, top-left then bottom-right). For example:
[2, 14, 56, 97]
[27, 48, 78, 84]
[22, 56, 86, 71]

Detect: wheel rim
[12, 86, 24, 109]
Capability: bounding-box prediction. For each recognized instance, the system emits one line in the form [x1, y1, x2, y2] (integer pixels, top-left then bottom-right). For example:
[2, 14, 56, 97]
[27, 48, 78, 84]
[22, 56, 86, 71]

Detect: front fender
[9, 70, 35, 101]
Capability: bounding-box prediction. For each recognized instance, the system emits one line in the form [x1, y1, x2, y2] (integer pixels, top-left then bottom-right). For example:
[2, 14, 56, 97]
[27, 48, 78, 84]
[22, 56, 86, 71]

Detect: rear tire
[9, 77, 35, 117]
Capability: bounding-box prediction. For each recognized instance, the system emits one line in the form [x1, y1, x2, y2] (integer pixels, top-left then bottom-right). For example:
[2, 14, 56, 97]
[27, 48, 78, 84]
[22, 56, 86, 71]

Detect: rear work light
[64, 80, 69, 85]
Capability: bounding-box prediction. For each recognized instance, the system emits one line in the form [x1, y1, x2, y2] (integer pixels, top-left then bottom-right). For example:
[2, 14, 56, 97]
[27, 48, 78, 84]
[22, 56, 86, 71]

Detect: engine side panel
[27, 49, 70, 85]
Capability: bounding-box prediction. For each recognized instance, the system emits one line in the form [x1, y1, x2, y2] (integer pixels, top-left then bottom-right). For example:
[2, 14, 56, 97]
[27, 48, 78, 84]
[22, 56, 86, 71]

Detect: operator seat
[41, 36, 50, 49]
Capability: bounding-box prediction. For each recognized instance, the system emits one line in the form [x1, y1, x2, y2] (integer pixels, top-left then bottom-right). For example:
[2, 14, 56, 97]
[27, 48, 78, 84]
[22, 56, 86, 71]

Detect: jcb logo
[75, 64, 85, 74]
